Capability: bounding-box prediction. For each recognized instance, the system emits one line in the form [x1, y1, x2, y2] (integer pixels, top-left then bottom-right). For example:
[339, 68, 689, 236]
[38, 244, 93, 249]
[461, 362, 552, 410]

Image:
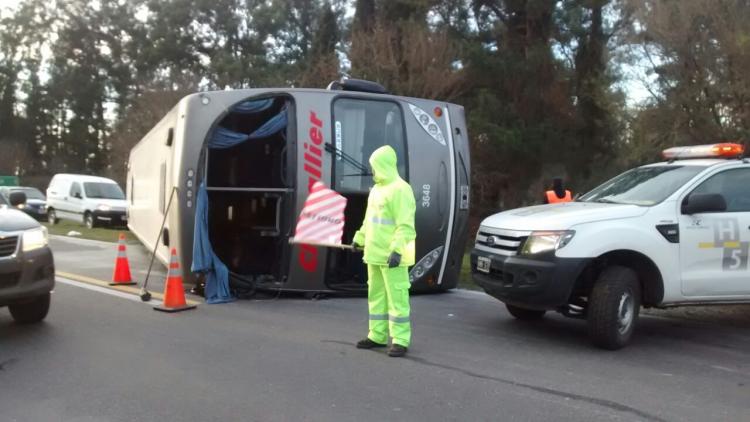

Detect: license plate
[477, 256, 491, 273]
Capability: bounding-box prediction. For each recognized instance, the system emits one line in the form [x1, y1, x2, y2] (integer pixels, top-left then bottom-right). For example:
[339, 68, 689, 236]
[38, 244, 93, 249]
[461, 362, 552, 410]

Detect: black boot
[388, 344, 408, 357]
[356, 338, 386, 349]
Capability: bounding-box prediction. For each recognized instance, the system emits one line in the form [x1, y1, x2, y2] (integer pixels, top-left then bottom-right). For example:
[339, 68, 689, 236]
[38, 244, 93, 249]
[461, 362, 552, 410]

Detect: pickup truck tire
[588, 266, 641, 350]
[506, 304, 546, 320]
[9, 293, 51, 324]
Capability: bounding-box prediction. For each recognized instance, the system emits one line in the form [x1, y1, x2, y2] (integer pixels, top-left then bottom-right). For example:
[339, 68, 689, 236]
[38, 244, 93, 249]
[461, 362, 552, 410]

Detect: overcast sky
[0, 0, 20, 11]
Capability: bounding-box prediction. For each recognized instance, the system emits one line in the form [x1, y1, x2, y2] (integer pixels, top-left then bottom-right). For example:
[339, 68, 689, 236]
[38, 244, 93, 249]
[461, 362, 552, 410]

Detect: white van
[46, 174, 128, 229]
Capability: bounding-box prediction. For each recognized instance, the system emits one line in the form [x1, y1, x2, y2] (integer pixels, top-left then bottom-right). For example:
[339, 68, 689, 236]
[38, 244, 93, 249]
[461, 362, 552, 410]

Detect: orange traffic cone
[154, 248, 197, 313]
[110, 233, 136, 286]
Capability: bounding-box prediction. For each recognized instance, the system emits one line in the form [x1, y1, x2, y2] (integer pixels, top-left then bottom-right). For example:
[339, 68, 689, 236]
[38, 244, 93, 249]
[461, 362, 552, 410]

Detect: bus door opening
[203, 96, 295, 287]
[327, 98, 407, 290]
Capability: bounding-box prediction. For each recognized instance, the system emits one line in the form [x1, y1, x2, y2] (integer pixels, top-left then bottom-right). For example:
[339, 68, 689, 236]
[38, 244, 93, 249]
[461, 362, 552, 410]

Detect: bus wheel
[587, 266, 641, 350]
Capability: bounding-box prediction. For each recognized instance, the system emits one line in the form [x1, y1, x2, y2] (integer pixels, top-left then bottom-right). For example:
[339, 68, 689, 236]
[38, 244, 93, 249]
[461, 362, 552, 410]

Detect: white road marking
[57, 277, 162, 306]
[50, 234, 117, 247]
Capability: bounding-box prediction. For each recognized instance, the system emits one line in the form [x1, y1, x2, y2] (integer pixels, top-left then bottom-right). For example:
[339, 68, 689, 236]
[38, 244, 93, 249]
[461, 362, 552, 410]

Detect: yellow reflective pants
[367, 264, 411, 347]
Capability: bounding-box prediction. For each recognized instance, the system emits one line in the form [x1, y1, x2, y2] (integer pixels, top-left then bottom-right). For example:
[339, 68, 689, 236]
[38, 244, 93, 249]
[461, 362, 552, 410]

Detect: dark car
[0, 191, 54, 323]
[0, 186, 48, 221]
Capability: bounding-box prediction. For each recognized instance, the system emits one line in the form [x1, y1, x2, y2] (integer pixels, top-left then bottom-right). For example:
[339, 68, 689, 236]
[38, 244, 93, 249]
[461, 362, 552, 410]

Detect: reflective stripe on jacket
[353, 146, 416, 266]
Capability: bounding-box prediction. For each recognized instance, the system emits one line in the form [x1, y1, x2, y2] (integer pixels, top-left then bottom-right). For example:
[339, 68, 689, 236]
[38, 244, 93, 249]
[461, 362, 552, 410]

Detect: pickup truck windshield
[579, 165, 705, 206]
[84, 182, 125, 200]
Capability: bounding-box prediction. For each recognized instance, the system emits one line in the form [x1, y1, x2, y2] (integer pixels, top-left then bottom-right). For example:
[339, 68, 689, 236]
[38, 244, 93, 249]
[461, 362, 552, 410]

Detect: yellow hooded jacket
[353, 145, 416, 267]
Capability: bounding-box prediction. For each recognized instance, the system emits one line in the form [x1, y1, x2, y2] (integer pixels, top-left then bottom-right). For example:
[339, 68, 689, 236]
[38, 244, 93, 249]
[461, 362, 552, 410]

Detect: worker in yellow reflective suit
[352, 145, 416, 357]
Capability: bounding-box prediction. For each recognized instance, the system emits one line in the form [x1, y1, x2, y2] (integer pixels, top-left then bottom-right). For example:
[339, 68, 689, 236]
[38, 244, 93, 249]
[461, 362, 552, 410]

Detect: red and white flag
[293, 181, 347, 247]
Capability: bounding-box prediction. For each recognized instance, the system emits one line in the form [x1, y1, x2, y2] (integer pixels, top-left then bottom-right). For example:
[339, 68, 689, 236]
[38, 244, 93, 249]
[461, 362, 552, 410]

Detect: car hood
[26, 199, 46, 206]
[0, 207, 41, 231]
[481, 202, 649, 231]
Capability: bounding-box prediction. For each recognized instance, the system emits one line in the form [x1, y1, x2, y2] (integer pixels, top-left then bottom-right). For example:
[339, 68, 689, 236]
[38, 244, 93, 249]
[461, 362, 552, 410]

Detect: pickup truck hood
[0, 207, 40, 231]
[481, 202, 649, 231]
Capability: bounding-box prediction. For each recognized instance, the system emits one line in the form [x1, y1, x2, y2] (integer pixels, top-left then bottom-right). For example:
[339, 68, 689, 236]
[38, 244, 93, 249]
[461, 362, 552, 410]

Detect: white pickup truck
[471, 143, 749, 349]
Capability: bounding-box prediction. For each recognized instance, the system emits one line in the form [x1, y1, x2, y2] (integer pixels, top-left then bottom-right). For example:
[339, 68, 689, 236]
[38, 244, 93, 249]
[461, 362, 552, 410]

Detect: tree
[299, 2, 341, 88]
[107, 87, 192, 184]
[353, 0, 376, 33]
[626, 0, 750, 162]
[565, 0, 630, 183]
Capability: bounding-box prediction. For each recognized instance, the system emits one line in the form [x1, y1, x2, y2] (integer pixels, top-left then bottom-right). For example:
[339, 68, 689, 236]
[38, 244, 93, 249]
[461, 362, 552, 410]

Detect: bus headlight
[22, 227, 48, 252]
[520, 231, 575, 256]
[408, 103, 446, 146]
[409, 246, 444, 283]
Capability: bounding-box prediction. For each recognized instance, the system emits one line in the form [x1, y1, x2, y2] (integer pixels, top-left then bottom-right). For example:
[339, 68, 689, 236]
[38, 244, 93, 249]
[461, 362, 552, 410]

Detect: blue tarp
[231, 98, 274, 114]
[191, 182, 234, 304]
[208, 108, 288, 149]
[192, 102, 289, 304]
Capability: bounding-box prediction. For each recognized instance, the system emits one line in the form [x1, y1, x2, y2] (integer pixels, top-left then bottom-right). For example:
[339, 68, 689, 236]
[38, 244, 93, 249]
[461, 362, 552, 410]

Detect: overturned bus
[127, 80, 471, 294]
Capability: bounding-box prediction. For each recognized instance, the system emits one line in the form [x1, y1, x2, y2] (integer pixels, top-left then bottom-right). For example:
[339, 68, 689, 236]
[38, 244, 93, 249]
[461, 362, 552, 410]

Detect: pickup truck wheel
[47, 209, 59, 225]
[506, 304, 546, 320]
[85, 212, 96, 229]
[588, 266, 641, 350]
[9, 293, 51, 324]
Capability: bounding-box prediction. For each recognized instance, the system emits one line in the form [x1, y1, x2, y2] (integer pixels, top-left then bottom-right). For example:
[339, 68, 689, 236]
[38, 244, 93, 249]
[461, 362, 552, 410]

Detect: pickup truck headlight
[520, 231, 575, 256]
[22, 227, 48, 252]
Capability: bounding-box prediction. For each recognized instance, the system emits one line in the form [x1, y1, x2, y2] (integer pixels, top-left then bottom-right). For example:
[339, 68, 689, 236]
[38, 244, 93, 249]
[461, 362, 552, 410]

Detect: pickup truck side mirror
[682, 193, 727, 215]
[74, 192, 82, 199]
[9, 191, 27, 207]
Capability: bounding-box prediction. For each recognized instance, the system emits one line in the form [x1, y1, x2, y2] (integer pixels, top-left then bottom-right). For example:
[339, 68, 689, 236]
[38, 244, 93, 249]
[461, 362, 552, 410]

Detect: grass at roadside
[44, 220, 135, 243]
[458, 253, 480, 290]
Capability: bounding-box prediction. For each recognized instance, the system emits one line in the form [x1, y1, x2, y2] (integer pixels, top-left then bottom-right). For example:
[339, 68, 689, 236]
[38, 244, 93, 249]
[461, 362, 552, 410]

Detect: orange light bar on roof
[662, 143, 745, 160]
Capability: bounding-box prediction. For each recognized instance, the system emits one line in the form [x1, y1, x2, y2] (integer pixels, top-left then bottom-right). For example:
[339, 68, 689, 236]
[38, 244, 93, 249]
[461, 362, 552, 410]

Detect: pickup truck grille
[475, 227, 530, 257]
[0, 236, 19, 257]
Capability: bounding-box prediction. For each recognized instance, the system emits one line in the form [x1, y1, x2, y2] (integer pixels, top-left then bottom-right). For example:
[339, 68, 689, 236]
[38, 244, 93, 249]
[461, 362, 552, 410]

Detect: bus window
[333, 99, 407, 193]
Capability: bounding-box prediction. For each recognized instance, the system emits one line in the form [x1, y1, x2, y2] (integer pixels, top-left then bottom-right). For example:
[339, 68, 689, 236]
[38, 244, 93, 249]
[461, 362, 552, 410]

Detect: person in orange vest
[544, 177, 572, 204]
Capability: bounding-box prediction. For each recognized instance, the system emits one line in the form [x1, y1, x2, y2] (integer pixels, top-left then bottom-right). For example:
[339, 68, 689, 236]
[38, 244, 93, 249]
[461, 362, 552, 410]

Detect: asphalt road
[1, 237, 748, 421]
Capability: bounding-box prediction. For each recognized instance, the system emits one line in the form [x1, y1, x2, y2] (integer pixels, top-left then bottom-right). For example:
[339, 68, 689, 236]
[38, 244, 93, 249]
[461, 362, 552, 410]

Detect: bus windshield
[332, 99, 407, 192]
[579, 165, 706, 206]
